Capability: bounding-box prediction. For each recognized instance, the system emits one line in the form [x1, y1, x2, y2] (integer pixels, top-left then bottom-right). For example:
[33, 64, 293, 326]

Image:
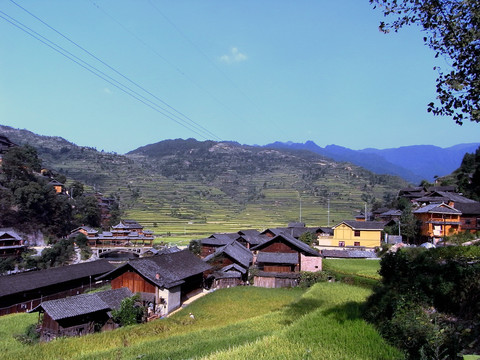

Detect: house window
[338, 241, 345, 247]
[354, 230, 361, 237]
[354, 242, 360, 246]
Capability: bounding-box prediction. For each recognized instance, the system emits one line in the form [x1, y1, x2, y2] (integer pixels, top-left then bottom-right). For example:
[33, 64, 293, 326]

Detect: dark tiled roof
[212, 270, 242, 279]
[31, 287, 132, 321]
[256, 252, 298, 265]
[0, 228, 22, 240]
[255, 271, 301, 279]
[316, 227, 334, 235]
[413, 203, 462, 215]
[204, 241, 253, 268]
[98, 250, 211, 289]
[454, 202, 480, 215]
[221, 263, 247, 274]
[322, 250, 378, 258]
[333, 220, 385, 230]
[0, 260, 115, 297]
[201, 234, 236, 246]
[238, 229, 260, 237]
[251, 233, 320, 257]
[415, 191, 476, 204]
[380, 209, 402, 217]
[95, 287, 133, 309]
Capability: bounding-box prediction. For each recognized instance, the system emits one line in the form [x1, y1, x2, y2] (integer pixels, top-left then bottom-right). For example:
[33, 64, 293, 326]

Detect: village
[1, 180, 479, 342]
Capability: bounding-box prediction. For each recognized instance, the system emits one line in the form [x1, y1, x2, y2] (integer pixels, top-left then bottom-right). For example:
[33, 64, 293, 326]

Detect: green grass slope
[1, 284, 403, 360]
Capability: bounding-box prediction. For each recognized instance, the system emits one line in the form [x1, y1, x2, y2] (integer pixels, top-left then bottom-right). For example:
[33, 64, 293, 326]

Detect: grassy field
[323, 258, 382, 280]
[0, 283, 403, 360]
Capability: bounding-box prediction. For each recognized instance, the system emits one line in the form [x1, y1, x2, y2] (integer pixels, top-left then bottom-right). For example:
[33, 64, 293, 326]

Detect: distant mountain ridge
[0, 125, 408, 231]
[262, 141, 480, 184]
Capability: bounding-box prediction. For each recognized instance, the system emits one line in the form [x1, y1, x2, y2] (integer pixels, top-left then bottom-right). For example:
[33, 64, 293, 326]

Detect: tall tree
[371, 0, 480, 125]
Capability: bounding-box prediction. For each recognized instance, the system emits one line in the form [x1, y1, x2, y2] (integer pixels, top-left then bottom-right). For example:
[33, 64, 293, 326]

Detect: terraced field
[2, 125, 408, 240]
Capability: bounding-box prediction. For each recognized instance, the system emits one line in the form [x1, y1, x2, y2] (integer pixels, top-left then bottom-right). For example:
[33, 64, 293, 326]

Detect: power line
[0, 10, 214, 140]
[6, 0, 223, 141]
[147, 0, 290, 138]
[90, 0, 236, 125]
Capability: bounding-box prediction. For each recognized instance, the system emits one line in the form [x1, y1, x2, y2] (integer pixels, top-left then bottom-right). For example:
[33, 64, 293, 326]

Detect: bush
[364, 246, 480, 359]
[112, 294, 145, 327]
[13, 323, 39, 345]
[298, 271, 330, 288]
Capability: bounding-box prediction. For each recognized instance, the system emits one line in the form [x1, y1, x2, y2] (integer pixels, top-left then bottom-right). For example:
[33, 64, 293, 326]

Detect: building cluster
[396, 185, 480, 243]
[70, 220, 154, 248]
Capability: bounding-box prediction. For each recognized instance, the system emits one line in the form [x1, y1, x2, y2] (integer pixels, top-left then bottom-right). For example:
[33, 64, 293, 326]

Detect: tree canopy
[371, 0, 480, 125]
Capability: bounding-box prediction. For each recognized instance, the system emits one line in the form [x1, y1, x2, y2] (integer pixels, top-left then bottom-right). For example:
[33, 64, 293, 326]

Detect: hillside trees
[371, 0, 480, 125]
[455, 145, 480, 200]
[364, 247, 480, 359]
[0, 144, 109, 237]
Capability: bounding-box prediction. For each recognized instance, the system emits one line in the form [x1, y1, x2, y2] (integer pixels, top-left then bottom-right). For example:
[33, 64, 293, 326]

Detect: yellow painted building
[323, 220, 384, 249]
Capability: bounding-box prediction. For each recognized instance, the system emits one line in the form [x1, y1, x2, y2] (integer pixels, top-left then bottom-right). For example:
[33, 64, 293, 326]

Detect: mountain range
[263, 141, 480, 184]
[0, 125, 409, 232]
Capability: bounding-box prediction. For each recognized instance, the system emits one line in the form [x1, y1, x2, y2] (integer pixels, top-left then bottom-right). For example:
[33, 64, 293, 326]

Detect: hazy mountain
[0, 125, 408, 230]
[263, 141, 480, 184]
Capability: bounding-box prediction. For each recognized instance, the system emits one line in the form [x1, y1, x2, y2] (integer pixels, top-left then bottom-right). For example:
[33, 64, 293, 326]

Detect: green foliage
[364, 246, 480, 359]
[13, 323, 40, 345]
[112, 294, 144, 327]
[1, 145, 42, 186]
[188, 239, 201, 256]
[454, 146, 480, 200]
[371, 0, 480, 125]
[398, 204, 421, 244]
[298, 271, 330, 288]
[0, 143, 111, 238]
[0, 257, 15, 273]
[298, 231, 316, 246]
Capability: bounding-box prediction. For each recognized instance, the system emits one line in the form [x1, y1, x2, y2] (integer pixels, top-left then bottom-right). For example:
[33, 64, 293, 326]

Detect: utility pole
[299, 192, 302, 223]
[327, 198, 330, 226]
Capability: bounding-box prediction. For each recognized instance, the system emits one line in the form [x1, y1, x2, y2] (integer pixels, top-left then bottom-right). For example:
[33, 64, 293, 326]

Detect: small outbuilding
[30, 287, 133, 342]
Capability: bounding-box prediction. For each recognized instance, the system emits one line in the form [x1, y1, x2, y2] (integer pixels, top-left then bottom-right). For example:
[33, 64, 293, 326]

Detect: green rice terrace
[1, 126, 408, 243]
[0, 264, 404, 360]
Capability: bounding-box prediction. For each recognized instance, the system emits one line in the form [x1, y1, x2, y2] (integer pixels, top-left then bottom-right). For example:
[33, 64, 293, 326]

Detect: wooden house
[30, 287, 132, 342]
[251, 233, 322, 288]
[236, 229, 263, 249]
[326, 220, 385, 249]
[48, 179, 65, 194]
[97, 250, 211, 317]
[83, 220, 154, 248]
[204, 241, 253, 288]
[0, 259, 114, 316]
[413, 203, 462, 243]
[199, 233, 238, 258]
[455, 202, 480, 233]
[0, 228, 27, 258]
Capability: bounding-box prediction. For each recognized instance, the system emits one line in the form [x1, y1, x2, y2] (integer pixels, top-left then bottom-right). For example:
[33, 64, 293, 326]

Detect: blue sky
[1, 0, 479, 154]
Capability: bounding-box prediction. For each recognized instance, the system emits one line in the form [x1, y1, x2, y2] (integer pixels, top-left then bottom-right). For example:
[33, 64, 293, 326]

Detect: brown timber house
[0, 260, 114, 316]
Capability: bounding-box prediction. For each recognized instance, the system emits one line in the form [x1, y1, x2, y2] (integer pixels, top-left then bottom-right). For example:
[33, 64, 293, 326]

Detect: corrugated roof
[413, 203, 462, 215]
[256, 252, 298, 264]
[0, 260, 115, 298]
[98, 250, 211, 289]
[0, 228, 22, 240]
[204, 241, 253, 269]
[322, 250, 378, 258]
[333, 220, 385, 230]
[31, 287, 132, 321]
[251, 233, 320, 257]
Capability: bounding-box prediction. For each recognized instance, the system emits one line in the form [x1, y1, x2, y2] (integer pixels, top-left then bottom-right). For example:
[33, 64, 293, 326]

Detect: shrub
[112, 294, 145, 327]
[364, 246, 480, 359]
[298, 271, 330, 288]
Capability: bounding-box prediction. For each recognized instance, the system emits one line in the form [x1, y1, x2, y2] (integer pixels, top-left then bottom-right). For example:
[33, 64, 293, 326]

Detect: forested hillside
[1, 125, 408, 236]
